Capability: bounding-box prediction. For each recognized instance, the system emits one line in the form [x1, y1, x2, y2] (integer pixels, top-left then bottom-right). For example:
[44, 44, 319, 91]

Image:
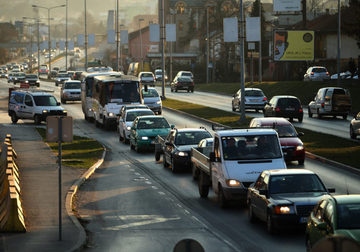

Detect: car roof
[331, 195, 360, 204]
[176, 128, 210, 133]
[137, 115, 165, 119]
[271, 95, 299, 99]
[251, 117, 292, 126]
[64, 81, 81, 84]
[244, 88, 262, 91]
[215, 128, 277, 137]
[264, 169, 315, 176]
[126, 109, 153, 114]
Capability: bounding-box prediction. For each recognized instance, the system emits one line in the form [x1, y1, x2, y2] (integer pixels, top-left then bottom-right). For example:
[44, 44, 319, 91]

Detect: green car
[129, 115, 172, 152]
[305, 195, 360, 252]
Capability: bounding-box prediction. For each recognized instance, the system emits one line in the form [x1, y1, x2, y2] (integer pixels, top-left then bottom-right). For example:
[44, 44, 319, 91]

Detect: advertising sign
[273, 0, 301, 11]
[273, 30, 314, 61]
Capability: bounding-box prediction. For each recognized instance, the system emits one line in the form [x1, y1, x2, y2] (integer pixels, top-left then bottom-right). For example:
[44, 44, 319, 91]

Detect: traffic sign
[191, 63, 195, 68]
[20, 83, 29, 89]
[208, 63, 213, 68]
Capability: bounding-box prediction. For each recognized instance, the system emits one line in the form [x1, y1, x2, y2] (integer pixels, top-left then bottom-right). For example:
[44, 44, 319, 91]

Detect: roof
[270, 95, 299, 99]
[137, 115, 166, 119]
[215, 128, 278, 137]
[126, 109, 153, 114]
[94, 74, 139, 82]
[251, 117, 293, 126]
[265, 169, 315, 175]
[332, 195, 360, 204]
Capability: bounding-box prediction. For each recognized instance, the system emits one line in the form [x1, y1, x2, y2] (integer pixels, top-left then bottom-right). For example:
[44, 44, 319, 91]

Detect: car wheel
[198, 172, 209, 198]
[135, 142, 141, 153]
[218, 185, 230, 208]
[130, 140, 135, 150]
[34, 115, 41, 125]
[95, 119, 100, 128]
[171, 156, 178, 173]
[298, 159, 305, 165]
[248, 202, 258, 223]
[163, 154, 170, 168]
[61, 99, 66, 104]
[192, 163, 199, 180]
[350, 125, 357, 139]
[343, 115, 347, 120]
[11, 113, 18, 124]
[187, 89, 190, 93]
[175, 88, 178, 92]
[317, 109, 322, 119]
[55, 83, 58, 86]
[155, 151, 161, 161]
[119, 131, 124, 142]
[191, 89, 194, 93]
[267, 212, 277, 235]
[298, 117, 303, 122]
[232, 103, 236, 112]
[305, 236, 312, 252]
[124, 132, 130, 144]
[308, 107, 313, 118]
[158, 110, 162, 115]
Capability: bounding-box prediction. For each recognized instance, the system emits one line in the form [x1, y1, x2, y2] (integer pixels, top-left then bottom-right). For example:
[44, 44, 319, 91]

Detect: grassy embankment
[162, 80, 360, 169]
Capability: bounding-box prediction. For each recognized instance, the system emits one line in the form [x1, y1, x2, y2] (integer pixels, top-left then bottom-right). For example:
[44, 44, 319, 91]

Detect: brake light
[275, 107, 280, 112]
[263, 97, 267, 101]
[326, 72, 329, 76]
[191, 82, 194, 85]
[321, 103, 324, 108]
[299, 106, 303, 112]
[177, 82, 180, 85]
[311, 72, 314, 75]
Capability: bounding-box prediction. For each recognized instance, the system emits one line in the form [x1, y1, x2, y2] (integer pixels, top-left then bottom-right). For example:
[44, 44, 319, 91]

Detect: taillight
[275, 107, 280, 112]
[321, 103, 324, 108]
[191, 82, 194, 85]
[299, 106, 303, 112]
[263, 97, 267, 101]
[326, 72, 329, 76]
[177, 82, 180, 85]
[311, 72, 314, 75]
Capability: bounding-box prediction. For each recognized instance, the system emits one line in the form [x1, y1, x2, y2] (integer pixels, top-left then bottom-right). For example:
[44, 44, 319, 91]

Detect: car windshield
[269, 174, 326, 194]
[277, 98, 300, 107]
[137, 118, 170, 129]
[141, 73, 153, 77]
[337, 203, 360, 229]
[176, 131, 212, 145]
[33, 96, 58, 106]
[65, 83, 81, 89]
[178, 77, 192, 82]
[313, 68, 327, 73]
[26, 75, 37, 78]
[58, 74, 68, 77]
[274, 125, 297, 137]
[244, 90, 264, 97]
[16, 73, 25, 77]
[142, 89, 159, 97]
[126, 111, 154, 121]
[221, 134, 282, 160]
[182, 72, 193, 77]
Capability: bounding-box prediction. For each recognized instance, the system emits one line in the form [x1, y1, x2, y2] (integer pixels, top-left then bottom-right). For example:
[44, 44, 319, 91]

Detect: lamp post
[66, 0, 68, 70]
[116, 0, 119, 72]
[85, 0, 88, 71]
[120, 24, 124, 72]
[23, 17, 43, 74]
[32, 4, 65, 79]
[170, 12, 176, 82]
[22, 19, 34, 72]
[206, 4, 213, 84]
[139, 18, 144, 71]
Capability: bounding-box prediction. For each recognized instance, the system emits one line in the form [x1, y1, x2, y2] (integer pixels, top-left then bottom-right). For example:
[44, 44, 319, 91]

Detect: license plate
[285, 108, 295, 111]
[250, 99, 259, 102]
[300, 217, 308, 223]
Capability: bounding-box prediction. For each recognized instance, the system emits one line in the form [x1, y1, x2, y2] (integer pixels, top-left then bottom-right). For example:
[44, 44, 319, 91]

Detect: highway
[0, 73, 359, 252]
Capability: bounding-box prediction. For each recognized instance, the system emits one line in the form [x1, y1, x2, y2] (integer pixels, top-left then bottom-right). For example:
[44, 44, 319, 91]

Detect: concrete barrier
[0, 135, 26, 232]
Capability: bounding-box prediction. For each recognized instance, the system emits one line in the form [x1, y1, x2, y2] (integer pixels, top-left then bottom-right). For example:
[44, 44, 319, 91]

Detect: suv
[8, 90, 67, 124]
[138, 72, 155, 87]
[263, 95, 303, 122]
[249, 117, 305, 164]
[60, 81, 81, 104]
[232, 88, 267, 112]
[176, 71, 194, 81]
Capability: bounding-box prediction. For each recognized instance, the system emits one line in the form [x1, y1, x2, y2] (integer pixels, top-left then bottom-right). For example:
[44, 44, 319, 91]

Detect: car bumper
[136, 139, 156, 150]
[274, 111, 303, 118]
[222, 187, 249, 201]
[244, 104, 266, 110]
[174, 85, 194, 91]
[173, 155, 192, 169]
[271, 214, 309, 228]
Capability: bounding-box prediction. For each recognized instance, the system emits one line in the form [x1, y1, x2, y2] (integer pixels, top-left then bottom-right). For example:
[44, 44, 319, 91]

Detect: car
[25, 74, 40, 87]
[247, 169, 335, 235]
[118, 109, 155, 144]
[44, 54, 53, 58]
[7, 73, 15, 83]
[0, 70, 8, 78]
[12, 65, 21, 72]
[55, 73, 71, 86]
[32, 57, 38, 63]
[350, 111, 360, 139]
[60, 81, 81, 104]
[197, 137, 213, 147]
[138, 72, 155, 87]
[21, 63, 28, 71]
[170, 76, 194, 92]
[330, 71, 354, 79]
[142, 88, 162, 114]
[263, 95, 303, 122]
[13, 72, 26, 84]
[116, 104, 150, 127]
[249, 117, 305, 164]
[154, 69, 168, 81]
[305, 194, 360, 251]
[53, 67, 60, 72]
[303, 66, 330, 81]
[6, 64, 12, 70]
[23, 59, 29, 64]
[232, 88, 267, 112]
[67, 71, 75, 80]
[58, 70, 67, 74]
[162, 127, 212, 172]
[38, 66, 49, 76]
[0, 65, 8, 73]
[74, 53, 81, 58]
[175, 71, 194, 82]
[73, 71, 83, 80]
[129, 115, 172, 152]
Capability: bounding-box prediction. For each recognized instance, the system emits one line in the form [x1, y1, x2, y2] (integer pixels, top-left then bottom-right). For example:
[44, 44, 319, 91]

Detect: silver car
[350, 112, 360, 139]
[303, 66, 330, 81]
[60, 81, 81, 104]
[232, 88, 267, 112]
[142, 88, 162, 115]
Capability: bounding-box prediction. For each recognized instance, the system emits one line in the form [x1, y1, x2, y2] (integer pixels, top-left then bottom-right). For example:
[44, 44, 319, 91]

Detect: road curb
[163, 106, 360, 174]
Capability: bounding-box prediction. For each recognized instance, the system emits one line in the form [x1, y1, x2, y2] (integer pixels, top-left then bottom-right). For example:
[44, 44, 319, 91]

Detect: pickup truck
[191, 127, 288, 208]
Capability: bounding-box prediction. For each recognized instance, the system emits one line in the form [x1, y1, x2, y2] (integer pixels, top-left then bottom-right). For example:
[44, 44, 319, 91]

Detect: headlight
[175, 151, 188, 157]
[296, 145, 304, 151]
[42, 110, 48, 113]
[275, 206, 295, 214]
[108, 112, 115, 117]
[36, 80, 40, 83]
[63, 110, 67, 114]
[57, 79, 60, 81]
[126, 126, 131, 131]
[156, 100, 161, 104]
[225, 179, 242, 187]
[64, 92, 70, 97]
[141, 136, 148, 140]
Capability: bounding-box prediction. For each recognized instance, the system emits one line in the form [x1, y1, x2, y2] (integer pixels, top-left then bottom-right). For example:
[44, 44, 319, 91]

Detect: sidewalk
[0, 123, 102, 252]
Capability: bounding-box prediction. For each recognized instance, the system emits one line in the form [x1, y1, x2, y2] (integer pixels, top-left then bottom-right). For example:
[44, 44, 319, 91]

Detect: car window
[182, 72, 193, 77]
[323, 202, 334, 231]
[65, 83, 81, 89]
[178, 77, 192, 82]
[277, 98, 300, 107]
[141, 73, 153, 77]
[142, 89, 159, 97]
[337, 203, 360, 229]
[175, 131, 212, 145]
[137, 118, 169, 129]
[26, 75, 38, 78]
[275, 125, 297, 137]
[312, 68, 327, 73]
[126, 111, 154, 121]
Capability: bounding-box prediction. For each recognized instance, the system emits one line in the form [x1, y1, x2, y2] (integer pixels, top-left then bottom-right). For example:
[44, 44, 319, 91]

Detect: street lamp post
[66, 0, 68, 70]
[206, 4, 213, 84]
[120, 24, 124, 72]
[32, 4, 65, 79]
[23, 17, 43, 74]
[139, 18, 144, 71]
[170, 12, 176, 82]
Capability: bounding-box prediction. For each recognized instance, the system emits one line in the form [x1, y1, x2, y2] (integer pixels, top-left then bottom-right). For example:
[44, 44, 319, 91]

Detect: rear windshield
[312, 68, 327, 73]
[182, 72, 193, 77]
[277, 98, 300, 107]
[142, 89, 159, 97]
[245, 90, 264, 97]
[141, 73, 153, 77]
[26, 75, 37, 78]
[178, 77, 192, 82]
[65, 83, 81, 89]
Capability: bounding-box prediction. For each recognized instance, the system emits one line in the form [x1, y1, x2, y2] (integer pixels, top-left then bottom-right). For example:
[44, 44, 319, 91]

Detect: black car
[170, 76, 194, 93]
[263, 95, 303, 122]
[48, 70, 58, 78]
[13, 73, 26, 84]
[163, 127, 212, 173]
[247, 169, 335, 235]
[25, 74, 40, 87]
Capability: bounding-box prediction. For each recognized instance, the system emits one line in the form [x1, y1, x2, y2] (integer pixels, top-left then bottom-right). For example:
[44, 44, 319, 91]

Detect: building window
[179, 20, 183, 30]
[177, 3, 185, 14]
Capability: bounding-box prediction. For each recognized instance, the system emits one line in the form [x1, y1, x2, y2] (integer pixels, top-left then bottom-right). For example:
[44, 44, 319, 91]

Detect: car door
[257, 174, 270, 221]
[130, 118, 139, 145]
[354, 112, 360, 134]
[19, 94, 35, 119]
[249, 173, 264, 218]
[233, 90, 241, 109]
[164, 130, 175, 165]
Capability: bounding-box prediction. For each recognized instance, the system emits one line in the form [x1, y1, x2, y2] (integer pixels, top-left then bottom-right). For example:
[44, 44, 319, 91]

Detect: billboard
[273, 30, 314, 61]
[273, 0, 301, 11]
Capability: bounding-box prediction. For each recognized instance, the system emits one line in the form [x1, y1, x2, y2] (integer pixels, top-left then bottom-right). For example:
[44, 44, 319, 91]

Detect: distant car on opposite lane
[232, 88, 267, 112]
[25, 74, 40, 87]
[304, 66, 330, 81]
[138, 72, 155, 87]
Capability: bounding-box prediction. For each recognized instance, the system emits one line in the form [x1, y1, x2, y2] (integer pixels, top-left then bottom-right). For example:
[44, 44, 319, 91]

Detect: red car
[249, 117, 305, 164]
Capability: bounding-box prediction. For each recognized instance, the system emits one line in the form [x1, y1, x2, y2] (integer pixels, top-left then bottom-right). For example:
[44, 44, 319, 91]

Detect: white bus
[80, 70, 118, 122]
[92, 74, 143, 130]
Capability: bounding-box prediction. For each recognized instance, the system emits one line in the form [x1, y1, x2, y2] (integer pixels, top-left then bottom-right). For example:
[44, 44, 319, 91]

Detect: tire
[343, 115, 348, 120]
[34, 115, 41, 125]
[192, 164, 199, 180]
[198, 172, 209, 198]
[248, 202, 258, 223]
[305, 236, 312, 252]
[350, 125, 357, 139]
[158, 110, 162, 115]
[11, 113, 18, 123]
[317, 109, 322, 119]
[175, 88, 178, 92]
[124, 132, 130, 144]
[55, 83, 58, 86]
[187, 89, 190, 92]
[104, 119, 111, 131]
[171, 156, 178, 173]
[95, 119, 100, 128]
[232, 103, 236, 112]
[119, 132, 124, 142]
[155, 151, 161, 161]
[218, 185, 230, 208]
[298, 159, 305, 165]
[191, 89, 194, 93]
[163, 154, 170, 167]
[298, 117, 303, 122]
[130, 140, 135, 150]
[267, 212, 277, 235]
[308, 107, 312, 118]
[171, 87, 173, 92]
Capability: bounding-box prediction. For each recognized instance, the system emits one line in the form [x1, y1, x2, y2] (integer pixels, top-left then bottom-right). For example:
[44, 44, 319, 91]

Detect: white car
[303, 66, 330, 81]
[60, 81, 81, 104]
[118, 109, 154, 144]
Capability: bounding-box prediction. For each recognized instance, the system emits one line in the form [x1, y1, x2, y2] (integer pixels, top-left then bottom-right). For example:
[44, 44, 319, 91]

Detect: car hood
[63, 89, 81, 92]
[26, 78, 39, 81]
[336, 229, 360, 242]
[271, 192, 328, 205]
[137, 128, 170, 137]
[144, 97, 160, 103]
[279, 137, 303, 147]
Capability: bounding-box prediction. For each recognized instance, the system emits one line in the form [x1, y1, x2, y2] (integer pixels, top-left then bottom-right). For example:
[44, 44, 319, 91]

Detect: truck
[308, 87, 352, 119]
[191, 127, 288, 208]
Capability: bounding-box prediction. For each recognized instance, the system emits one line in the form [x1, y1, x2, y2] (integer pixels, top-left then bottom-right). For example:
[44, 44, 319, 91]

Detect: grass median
[162, 98, 360, 169]
[35, 128, 103, 168]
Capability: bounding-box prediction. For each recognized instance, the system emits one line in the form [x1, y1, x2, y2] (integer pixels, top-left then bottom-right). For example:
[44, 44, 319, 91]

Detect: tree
[342, 0, 360, 48]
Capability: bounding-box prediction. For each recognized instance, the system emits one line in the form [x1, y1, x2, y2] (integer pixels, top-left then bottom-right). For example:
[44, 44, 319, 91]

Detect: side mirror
[131, 126, 135, 130]
[209, 152, 216, 162]
[57, 102, 60, 106]
[327, 188, 336, 193]
[171, 125, 175, 129]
